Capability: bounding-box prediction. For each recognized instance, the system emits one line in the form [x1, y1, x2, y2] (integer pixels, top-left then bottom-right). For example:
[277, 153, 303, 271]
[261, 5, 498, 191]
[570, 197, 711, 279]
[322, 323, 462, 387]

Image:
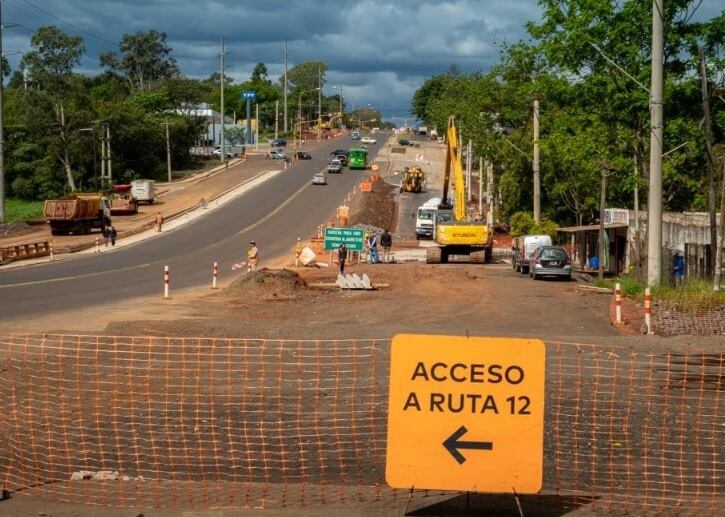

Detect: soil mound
[226, 268, 310, 300]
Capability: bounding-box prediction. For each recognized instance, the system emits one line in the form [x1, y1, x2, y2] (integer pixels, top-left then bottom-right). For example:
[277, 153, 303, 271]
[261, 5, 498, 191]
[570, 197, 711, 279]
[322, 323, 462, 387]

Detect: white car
[212, 148, 233, 158]
[312, 173, 327, 185]
[360, 136, 377, 144]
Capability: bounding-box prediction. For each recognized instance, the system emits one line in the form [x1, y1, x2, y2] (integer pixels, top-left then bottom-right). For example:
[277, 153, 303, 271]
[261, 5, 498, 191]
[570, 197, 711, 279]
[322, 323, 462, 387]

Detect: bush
[509, 211, 559, 238]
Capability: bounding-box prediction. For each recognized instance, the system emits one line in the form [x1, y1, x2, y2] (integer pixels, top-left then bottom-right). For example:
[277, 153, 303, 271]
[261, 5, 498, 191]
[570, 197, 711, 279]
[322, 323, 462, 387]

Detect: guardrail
[0, 240, 50, 262]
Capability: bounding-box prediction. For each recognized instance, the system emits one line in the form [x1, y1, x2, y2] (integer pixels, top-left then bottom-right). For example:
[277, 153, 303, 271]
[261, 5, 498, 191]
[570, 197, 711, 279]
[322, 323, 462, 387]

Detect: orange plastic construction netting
[0, 334, 722, 513]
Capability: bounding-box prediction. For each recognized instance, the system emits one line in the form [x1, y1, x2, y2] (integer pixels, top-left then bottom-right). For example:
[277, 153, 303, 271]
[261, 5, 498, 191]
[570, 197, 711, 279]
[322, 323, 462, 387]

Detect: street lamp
[297, 87, 320, 149]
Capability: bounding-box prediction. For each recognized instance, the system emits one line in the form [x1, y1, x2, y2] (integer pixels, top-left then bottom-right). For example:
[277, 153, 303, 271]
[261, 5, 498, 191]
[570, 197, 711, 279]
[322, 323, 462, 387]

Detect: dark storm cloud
[4, 0, 722, 116]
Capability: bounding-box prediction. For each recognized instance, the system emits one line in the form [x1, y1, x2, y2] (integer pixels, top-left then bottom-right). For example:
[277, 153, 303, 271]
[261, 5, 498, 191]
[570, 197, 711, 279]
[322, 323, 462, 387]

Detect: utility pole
[647, 0, 664, 286]
[255, 103, 259, 150]
[275, 99, 279, 140]
[533, 98, 541, 223]
[283, 40, 288, 134]
[317, 64, 322, 142]
[698, 46, 717, 276]
[338, 84, 343, 127]
[0, 0, 5, 222]
[487, 161, 494, 227]
[598, 170, 608, 281]
[220, 37, 226, 162]
[479, 157, 484, 216]
[162, 121, 172, 182]
[715, 159, 725, 291]
[106, 124, 112, 185]
[467, 140, 472, 203]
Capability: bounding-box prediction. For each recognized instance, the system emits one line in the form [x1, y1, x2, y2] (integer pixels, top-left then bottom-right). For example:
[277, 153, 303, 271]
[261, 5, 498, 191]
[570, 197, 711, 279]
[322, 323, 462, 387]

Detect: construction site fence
[0, 334, 722, 513]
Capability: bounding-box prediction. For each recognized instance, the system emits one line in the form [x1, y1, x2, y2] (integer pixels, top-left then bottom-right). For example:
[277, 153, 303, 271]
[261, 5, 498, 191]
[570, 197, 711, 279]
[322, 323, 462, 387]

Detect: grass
[594, 273, 725, 312]
[3, 199, 44, 223]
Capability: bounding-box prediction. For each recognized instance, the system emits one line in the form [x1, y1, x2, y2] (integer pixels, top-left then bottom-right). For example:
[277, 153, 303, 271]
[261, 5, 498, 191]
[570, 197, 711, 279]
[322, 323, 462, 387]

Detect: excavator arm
[439, 116, 467, 222]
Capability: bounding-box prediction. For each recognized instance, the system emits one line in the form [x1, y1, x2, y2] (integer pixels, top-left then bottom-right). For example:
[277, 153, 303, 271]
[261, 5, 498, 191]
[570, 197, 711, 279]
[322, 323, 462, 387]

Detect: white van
[512, 234, 552, 274]
[131, 179, 156, 204]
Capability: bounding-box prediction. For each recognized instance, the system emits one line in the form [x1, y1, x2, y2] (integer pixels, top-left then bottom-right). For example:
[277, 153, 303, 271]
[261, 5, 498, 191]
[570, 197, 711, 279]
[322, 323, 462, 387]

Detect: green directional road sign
[324, 227, 365, 251]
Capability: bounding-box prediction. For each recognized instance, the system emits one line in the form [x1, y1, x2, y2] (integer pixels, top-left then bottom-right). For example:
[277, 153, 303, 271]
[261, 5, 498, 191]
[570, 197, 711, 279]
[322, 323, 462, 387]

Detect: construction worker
[338, 244, 348, 275]
[155, 212, 164, 233]
[247, 241, 260, 272]
[380, 229, 393, 263]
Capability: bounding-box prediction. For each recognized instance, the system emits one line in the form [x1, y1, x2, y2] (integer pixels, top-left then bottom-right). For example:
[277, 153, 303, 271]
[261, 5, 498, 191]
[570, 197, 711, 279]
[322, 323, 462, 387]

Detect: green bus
[348, 147, 368, 169]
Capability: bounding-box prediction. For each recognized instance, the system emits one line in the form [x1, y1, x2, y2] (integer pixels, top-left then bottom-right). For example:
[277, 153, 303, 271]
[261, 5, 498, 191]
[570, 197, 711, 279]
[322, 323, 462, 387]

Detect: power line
[18, 0, 117, 47]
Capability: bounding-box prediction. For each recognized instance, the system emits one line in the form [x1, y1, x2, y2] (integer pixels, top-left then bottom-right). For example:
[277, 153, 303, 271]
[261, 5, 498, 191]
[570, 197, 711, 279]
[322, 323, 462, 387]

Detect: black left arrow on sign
[443, 425, 493, 464]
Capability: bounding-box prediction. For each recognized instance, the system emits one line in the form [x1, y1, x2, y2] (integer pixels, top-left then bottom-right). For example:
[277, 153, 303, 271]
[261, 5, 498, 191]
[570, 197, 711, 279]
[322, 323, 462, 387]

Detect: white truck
[418, 125, 428, 136]
[131, 179, 156, 204]
[415, 197, 441, 239]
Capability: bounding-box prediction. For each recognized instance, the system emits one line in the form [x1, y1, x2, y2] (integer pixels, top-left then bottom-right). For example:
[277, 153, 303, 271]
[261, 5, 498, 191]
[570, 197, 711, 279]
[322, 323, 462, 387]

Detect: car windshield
[540, 248, 566, 260]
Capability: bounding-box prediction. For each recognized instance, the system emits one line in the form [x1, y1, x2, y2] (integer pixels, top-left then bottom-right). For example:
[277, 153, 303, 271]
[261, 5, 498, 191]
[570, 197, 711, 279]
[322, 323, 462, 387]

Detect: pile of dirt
[348, 180, 397, 231]
[225, 268, 312, 301]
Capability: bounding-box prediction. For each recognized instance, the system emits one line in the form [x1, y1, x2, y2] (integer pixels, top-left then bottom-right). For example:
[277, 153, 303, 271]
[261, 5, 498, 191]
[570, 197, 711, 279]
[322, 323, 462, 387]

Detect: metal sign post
[241, 91, 256, 145]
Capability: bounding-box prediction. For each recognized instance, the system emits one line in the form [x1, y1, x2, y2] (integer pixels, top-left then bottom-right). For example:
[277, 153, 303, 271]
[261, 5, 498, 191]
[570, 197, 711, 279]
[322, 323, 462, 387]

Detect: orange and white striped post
[95, 237, 101, 253]
[615, 282, 622, 323]
[295, 238, 302, 267]
[49, 239, 54, 262]
[163, 265, 170, 299]
[644, 288, 653, 335]
[212, 262, 219, 289]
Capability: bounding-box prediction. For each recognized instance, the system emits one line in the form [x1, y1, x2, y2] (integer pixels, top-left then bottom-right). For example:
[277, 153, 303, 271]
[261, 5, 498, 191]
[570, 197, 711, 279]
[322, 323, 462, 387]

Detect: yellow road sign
[386, 334, 545, 493]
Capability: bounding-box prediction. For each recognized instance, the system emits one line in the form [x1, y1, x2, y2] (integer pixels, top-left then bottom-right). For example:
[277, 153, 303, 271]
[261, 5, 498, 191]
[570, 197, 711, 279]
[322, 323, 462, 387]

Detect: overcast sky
[3, 1, 722, 120]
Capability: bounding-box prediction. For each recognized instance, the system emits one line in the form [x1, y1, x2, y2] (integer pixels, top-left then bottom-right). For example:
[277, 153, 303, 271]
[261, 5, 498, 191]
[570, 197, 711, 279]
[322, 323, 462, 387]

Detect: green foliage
[594, 275, 725, 306]
[509, 211, 559, 237]
[100, 30, 178, 91]
[411, 1, 725, 230]
[4, 199, 44, 222]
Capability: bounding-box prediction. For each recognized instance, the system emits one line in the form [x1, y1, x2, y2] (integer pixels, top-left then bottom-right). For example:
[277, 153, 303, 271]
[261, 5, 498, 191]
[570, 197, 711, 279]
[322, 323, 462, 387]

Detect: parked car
[512, 234, 553, 274]
[212, 148, 233, 158]
[530, 246, 572, 280]
[312, 173, 327, 185]
[327, 160, 343, 173]
[270, 138, 287, 147]
[361, 136, 377, 144]
[398, 138, 410, 146]
[269, 150, 287, 160]
[296, 151, 312, 160]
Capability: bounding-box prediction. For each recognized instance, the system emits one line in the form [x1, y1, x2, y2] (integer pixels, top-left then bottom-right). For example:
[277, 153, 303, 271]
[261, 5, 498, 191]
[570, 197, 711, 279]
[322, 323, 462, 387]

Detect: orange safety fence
[0, 334, 722, 513]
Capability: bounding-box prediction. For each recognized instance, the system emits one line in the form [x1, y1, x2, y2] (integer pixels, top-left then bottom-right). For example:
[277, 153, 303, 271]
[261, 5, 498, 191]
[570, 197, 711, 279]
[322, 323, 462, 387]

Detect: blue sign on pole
[241, 91, 256, 101]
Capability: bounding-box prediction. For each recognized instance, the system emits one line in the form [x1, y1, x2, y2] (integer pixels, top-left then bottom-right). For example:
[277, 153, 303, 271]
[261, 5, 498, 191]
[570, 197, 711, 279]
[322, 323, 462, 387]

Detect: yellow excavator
[426, 116, 492, 264]
[402, 165, 425, 193]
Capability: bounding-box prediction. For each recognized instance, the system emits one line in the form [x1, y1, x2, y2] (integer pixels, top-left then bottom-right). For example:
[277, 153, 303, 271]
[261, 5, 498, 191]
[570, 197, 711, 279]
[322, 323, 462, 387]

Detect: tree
[251, 62, 268, 82]
[100, 30, 179, 91]
[20, 26, 87, 191]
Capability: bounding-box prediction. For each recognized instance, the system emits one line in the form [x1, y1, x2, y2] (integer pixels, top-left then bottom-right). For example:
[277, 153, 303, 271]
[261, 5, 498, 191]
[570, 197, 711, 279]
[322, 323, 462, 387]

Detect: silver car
[312, 173, 327, 185]
[530, 246, 572, 280]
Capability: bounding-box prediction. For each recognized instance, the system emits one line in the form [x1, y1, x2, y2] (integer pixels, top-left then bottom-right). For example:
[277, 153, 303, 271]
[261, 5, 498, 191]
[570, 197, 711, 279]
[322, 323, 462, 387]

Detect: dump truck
[108, 184, 139, 215]
[426, 116, 493, 264]
[402, 166, 426, 193]
[43, 194, 111, 235]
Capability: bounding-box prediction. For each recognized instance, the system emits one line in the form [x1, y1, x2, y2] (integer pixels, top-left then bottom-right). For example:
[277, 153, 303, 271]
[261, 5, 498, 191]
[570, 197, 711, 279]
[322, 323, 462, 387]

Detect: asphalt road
[0, 135, 385, 320]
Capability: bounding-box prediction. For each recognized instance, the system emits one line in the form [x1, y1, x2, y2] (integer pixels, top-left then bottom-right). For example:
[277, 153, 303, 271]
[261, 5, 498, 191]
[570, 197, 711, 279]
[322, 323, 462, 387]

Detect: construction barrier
[0, 334, 721, 513]
[0, 240, 51, 262]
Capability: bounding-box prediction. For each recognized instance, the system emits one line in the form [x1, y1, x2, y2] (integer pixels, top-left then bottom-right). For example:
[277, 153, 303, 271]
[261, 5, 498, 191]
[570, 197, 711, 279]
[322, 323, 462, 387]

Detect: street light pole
[317, 64, 322, 142]
[647, 0, 664, 286]
[283, 40, 288, 134]
[220, 37, 226, 162]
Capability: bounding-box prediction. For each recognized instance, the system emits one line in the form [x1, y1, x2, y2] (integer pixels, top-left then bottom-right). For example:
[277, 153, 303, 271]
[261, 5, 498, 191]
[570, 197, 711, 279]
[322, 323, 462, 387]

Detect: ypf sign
[386, 334, 545, 493]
